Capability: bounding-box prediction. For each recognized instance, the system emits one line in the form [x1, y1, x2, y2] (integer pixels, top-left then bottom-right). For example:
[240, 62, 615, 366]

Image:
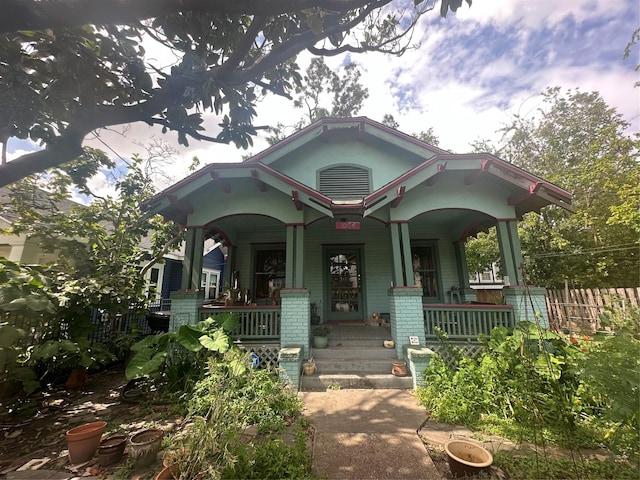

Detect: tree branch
[1, 0, 374, 33]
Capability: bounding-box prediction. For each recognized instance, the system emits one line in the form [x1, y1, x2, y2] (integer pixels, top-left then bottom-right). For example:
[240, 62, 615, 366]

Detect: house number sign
[335, 221, 361, 230]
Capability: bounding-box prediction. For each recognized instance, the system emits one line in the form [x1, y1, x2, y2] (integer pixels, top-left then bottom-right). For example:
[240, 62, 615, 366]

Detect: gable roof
[0, 185, 82, 224]
[143, 117, 573, 223]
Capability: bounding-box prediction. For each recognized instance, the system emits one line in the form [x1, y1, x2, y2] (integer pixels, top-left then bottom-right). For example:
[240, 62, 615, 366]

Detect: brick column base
[169, 290, 204, 331]
[278, 344, 303, 389]
[403, 345, 435, 389]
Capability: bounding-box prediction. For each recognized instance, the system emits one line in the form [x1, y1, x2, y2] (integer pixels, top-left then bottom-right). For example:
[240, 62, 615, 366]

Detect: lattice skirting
[425, 342, 484, 369]
[239, 344, 281, 369]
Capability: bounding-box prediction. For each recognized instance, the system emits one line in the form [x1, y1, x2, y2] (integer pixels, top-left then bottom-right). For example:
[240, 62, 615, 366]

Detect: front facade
[143, 117, 573, 388]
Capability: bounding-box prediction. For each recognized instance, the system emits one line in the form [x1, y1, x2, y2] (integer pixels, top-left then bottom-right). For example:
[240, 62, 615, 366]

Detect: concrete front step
[312, 346, 396, 360]
[327, 337, 390, 348]
[300, 373, 413, 390]
[313, 357, 398, 374]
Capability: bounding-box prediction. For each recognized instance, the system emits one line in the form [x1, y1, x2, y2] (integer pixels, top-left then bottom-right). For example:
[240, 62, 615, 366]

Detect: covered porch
[142, 117, 572, 389]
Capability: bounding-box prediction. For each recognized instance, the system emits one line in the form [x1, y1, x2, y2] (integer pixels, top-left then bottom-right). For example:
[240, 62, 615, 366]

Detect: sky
[7, 0, 640, 199]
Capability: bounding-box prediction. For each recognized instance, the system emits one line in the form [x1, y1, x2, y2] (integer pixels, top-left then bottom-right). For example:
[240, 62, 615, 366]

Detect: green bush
[417, 318, 639, 461]
[223, 425, 314, 479]
[189, 352, 302, 433]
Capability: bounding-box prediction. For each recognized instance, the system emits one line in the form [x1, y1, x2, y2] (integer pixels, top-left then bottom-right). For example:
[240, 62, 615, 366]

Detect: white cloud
[6, 0, 638, 195]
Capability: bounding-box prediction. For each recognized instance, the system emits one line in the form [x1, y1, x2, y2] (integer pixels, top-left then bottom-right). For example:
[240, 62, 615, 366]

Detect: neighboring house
[142, 117, 574, 388]
[0, 186, 79, 264]
[469, 263, 504, 304]
[0, 186, 224, 306]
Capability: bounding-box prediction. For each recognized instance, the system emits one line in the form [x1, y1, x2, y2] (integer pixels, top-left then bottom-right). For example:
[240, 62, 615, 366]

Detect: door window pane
[255, 249, 286, 301]
[329, 252, 359, 312]
[411, 245, 438, 299]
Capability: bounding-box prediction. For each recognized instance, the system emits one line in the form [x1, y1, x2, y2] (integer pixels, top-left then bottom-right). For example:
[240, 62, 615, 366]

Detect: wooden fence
[546, 287, 639, 333]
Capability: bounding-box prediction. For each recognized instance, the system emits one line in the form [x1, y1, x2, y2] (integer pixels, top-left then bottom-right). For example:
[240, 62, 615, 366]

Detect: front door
[325, 247, 363, 322]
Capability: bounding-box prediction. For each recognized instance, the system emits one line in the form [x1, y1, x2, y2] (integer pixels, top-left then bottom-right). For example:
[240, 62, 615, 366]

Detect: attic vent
[318, 165, 371, 199]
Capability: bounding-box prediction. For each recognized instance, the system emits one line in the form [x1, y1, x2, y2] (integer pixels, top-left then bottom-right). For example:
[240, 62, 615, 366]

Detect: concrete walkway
[301, 389, 444, 480]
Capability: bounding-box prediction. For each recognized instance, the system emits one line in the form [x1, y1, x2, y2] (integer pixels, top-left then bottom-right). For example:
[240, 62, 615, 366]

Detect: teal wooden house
[143, 117, 573, 389]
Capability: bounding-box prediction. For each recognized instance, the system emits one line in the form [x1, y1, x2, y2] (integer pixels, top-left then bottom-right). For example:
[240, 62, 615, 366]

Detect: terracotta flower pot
[156, 462, 180, 480]
[303, 362, 316, 375]
[97, 433, 127, 467]
[129, 428, 164, 468]
[65, 421, 107, 464]
[444, 439, 493, 478]
[391, 359, 407, 376]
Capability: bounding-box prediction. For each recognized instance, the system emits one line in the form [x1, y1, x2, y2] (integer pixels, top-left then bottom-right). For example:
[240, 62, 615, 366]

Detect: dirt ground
[0, 364, 178, 479]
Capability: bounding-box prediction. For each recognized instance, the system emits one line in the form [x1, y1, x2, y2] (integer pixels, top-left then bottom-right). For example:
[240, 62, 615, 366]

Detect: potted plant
[29, 337, 116, 388]
[312, 325, 330, 349]
[303, 358, 316, 375]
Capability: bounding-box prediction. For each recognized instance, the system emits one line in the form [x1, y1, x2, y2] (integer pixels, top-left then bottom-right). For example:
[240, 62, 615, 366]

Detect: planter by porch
[313, 326, 330, 349]
[65, 421, 107, 464]
[303, 362, 316, 375]
[444, 440, 493, 478]
[97, 433, 127, 466]
[391, 359, 407, 376]
[129, 428, 164, 468]
[313, 335, 329, 349]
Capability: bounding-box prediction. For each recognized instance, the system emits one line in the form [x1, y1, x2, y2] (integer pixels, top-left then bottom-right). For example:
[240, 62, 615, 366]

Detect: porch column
[389, 222, 412, 287]
[169, 290, 204, 330]
[223, 245, 236, 287]
[388, 287, 425, 354]
[279, 288, 310, 388]
[503, 286, 550, 328]
[390, 223, 404, 286]
[389, 286, 425, 388]
[400, 223, 415, 286]
[453, 241, 477, 302]
[285, 224, 305, 288]
[181, 227, 204, 290]
[496, 220, 524, 286]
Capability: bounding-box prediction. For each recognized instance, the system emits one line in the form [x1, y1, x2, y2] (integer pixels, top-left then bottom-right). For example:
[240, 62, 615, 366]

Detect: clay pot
[97, 433, 127, 467]
[65, 421, 107, 464]
[129, 428, 164, 468]
[65, 368, 89, 388]
[444, 439, 493, 478]
[303, 362, 316, 375]
[156, 463, 179, 480]
[391, 359, 407, 376]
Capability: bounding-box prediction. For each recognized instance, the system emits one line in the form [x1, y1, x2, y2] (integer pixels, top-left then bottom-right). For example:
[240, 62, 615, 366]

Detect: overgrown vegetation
[123, 313, 313, 479]
[417, 305, 639, 478]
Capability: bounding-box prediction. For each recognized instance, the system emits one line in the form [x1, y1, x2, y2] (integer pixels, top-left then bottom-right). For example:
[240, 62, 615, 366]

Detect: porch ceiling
[412, 209, 495, 240]
[204, 214, 284, 244]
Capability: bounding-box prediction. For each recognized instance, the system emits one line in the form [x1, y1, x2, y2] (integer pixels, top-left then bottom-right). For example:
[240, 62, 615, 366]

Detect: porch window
[411, 243, 440, 301]
[254, 248, 286, 303]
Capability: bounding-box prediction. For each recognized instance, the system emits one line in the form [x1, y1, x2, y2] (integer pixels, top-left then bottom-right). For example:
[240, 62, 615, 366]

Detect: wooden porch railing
[424, 304, 515, 341]
[199, 306, 281, 340]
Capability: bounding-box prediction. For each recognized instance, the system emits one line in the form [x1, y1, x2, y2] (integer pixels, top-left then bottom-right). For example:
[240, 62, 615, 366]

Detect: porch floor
[302, 324, 414, 390]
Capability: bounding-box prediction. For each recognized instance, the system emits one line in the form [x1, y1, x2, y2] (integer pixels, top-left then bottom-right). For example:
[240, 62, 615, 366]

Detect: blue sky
[7, 0, 639, 196]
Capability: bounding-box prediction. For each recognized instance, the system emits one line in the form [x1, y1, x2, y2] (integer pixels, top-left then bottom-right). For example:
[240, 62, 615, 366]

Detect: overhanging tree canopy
[0, 0, 471, 187]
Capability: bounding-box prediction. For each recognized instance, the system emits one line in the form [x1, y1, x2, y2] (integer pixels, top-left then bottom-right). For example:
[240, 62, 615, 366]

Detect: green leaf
[0, 325, 21, 348]
[176, 324, 204, 352]
[199, 330, 230, 353]
[306, 14, 323, 35]
[125, 350, 167, 379]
